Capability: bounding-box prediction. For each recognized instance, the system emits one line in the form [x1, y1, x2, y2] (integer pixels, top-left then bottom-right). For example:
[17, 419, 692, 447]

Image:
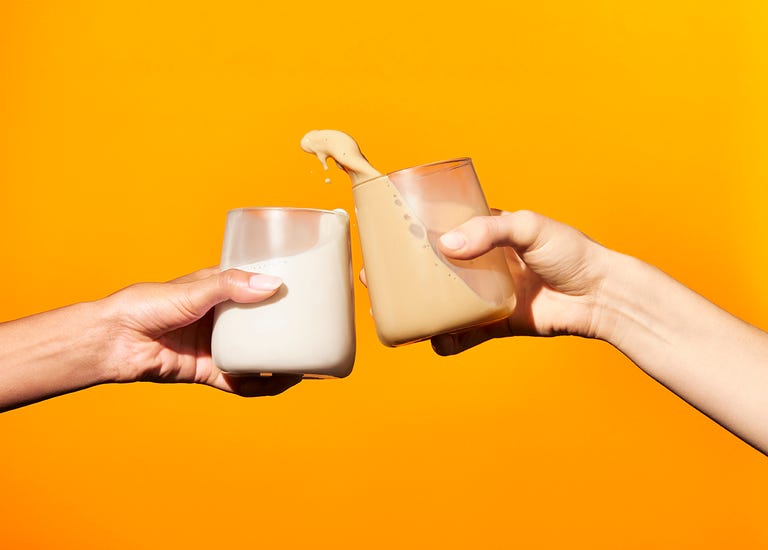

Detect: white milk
[211, 213, 355, 378]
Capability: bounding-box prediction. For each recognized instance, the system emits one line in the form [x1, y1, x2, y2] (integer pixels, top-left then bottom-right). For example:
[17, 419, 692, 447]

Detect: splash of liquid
[300, 130, 381, 185]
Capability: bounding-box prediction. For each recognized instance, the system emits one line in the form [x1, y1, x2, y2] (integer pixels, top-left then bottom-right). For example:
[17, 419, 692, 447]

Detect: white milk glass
[211, 207, 355, 378]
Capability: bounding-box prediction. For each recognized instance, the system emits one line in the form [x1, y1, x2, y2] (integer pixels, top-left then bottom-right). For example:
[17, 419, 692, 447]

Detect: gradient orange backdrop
[1, 1, 767, 548]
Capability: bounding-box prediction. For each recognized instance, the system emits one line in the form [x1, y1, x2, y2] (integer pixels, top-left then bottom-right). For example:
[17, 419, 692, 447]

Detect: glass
[211, 207, 355, 378]
[353, 158, 515, 346]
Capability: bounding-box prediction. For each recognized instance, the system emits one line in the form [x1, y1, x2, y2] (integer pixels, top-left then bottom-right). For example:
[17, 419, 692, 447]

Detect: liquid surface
[212, 220, 355, 376]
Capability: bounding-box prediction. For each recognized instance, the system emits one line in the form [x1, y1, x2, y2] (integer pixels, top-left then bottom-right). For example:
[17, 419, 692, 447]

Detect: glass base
[227, 371, 336, 380]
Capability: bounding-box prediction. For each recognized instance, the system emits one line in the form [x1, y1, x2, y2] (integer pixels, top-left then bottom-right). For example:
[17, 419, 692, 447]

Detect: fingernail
[440, 231, 466, 250]
[249, 274, 282, 291]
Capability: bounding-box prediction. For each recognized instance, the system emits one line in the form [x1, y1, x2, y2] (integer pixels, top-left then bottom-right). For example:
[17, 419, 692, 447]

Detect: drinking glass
[211, 207, 355, 378]
[353, 159, 514, 346]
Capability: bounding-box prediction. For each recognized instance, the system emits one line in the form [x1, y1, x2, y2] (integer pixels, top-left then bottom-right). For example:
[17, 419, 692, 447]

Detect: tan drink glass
[353, 158, 515, 346]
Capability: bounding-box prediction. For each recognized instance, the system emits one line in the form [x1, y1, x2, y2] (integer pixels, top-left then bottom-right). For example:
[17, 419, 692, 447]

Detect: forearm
[596, 251, 768, 453]
[0, 301, 117, 411]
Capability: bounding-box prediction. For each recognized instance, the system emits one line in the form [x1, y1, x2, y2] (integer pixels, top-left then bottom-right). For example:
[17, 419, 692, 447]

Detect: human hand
[434, 210, 768, 453]
[100, 267, 302, 396]
[360, 210, 768, 453]
[430, 210, 612, 355]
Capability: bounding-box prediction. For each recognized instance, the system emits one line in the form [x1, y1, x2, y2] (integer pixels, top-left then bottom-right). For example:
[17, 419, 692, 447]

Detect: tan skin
[3, 208, 767, 454]
[0, 267, 301, 412]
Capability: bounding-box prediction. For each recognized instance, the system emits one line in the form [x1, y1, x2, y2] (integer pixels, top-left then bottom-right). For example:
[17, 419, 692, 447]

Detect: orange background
[1, 1, 767, 548]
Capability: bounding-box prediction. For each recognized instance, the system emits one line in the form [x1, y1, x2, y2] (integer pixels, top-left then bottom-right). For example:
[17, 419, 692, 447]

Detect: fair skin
[428, 210, 768, 454]
[0, 267, 301, 412]
[4, 211, 767, 455]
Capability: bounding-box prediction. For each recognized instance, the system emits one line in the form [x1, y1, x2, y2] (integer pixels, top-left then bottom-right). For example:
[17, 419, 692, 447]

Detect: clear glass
[211, 207, 355, 378]
[353, 159, 515, 346]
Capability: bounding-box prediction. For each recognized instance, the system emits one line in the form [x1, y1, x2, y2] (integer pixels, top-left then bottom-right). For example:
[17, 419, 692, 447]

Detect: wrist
[94, 292, 150, 384]
[590, 249, 659, 346]
[74, 299, 123, 385]
[0, 299, 119, 411]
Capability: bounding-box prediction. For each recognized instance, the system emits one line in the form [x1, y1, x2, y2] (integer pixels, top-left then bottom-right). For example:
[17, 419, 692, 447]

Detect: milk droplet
[409, 224, 425, 239]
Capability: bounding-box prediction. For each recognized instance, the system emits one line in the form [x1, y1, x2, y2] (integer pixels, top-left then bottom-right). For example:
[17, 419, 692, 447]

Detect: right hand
[102, 267, 302, 396]
[429, 210, 613, 355]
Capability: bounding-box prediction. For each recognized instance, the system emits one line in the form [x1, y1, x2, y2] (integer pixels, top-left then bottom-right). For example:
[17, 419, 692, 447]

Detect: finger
[432, 327, 495, 356]
[357, 269, 372, 315]
[431, 319, 511, 356]
[437, 209, 547, 260]
[217, 373, 303, 397]
[168, 266, 219, 284]
[178, 269, 282, 319]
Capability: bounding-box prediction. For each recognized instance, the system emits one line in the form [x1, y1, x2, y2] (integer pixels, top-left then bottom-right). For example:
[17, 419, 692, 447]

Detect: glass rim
[352, 157, 472, 188]
[226, 206, 349, 217]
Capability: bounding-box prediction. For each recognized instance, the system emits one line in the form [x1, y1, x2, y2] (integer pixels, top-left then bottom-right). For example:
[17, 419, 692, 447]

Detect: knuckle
[486, 216, 505, 245]
[470, 214, 506, 248]
[471, 215, 499, 245]
[178, 286, 201, 319]
[512, 209, 541, 228]
[219, 269, 241, 293]
[110, 282, 149, 309]
[509, 209, 545, 248]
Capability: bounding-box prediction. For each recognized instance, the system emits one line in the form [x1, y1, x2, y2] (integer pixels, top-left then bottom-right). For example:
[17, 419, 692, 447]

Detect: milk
[211, 211, 355, 377]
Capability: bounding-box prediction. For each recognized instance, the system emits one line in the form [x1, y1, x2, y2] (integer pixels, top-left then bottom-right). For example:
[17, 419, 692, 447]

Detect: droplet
[403, 214, 411, 221]
[324, 177, 332, 184]
[408, 224, 425, 239]
[395, 199, 402, 206]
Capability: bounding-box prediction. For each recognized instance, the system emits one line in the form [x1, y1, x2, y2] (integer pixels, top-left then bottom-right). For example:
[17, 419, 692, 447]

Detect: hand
[360, 209, 768, 453]
[435, 210, 768, 453]
[430, 210, 612, 355]
[101, 267, 302, 396]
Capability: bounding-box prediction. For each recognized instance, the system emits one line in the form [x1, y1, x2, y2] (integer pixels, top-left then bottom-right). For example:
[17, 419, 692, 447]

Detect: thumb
[176, 268, 283, 320]
[437, 209, 546, 260]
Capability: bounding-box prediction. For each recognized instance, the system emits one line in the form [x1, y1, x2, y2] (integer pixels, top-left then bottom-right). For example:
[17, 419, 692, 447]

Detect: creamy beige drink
[300, 130, 382, 185]
[301, 130, 514, 346]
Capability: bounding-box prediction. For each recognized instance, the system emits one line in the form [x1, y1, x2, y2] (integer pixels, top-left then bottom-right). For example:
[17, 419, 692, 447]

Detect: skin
[4, 209, 767, 455]
[0, 267, 302, 412]
[428, 210, 768, 454]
